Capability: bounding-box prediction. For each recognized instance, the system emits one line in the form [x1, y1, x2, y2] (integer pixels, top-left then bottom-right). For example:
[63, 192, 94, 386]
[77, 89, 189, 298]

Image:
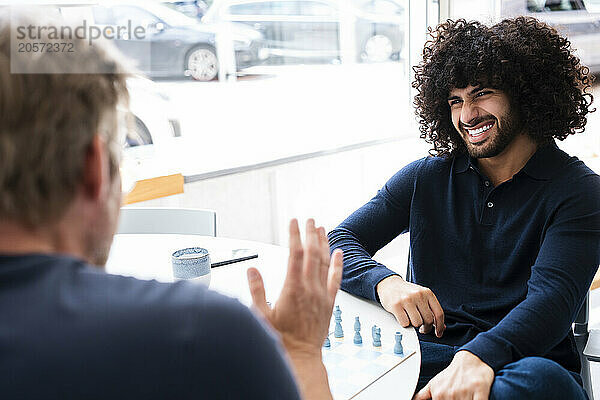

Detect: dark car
[163, 0, 211, 19]
[202, 0, 405, 65]
[59, 2, 266, 81]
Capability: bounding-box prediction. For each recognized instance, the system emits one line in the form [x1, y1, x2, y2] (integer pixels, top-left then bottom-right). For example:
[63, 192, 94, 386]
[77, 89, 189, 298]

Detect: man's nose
[460, 102, 480, 126]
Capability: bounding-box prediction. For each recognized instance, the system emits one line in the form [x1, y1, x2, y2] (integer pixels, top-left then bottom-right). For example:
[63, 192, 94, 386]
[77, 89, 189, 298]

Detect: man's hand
[247, 219, 343, 400]
[377, 275, 445, 337]
[414, 351, 495, 400]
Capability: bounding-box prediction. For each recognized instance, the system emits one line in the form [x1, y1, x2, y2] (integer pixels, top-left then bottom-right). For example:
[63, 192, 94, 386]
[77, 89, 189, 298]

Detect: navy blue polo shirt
[0, 254, 301, 399]
[328, 142, 600, 373]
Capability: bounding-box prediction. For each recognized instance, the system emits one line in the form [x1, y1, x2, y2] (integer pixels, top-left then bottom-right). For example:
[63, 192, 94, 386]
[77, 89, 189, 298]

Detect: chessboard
[323, 305, 416, 399]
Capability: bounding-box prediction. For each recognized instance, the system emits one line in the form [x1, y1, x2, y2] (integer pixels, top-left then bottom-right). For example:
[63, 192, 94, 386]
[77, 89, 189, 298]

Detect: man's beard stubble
[464, 110, 522, 159]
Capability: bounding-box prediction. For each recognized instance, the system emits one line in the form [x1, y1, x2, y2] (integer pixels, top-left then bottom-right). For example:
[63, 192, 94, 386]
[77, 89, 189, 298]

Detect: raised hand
[247, 219, 343, 399]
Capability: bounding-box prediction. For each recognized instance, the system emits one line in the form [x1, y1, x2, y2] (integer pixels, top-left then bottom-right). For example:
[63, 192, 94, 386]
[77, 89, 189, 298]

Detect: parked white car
[126, 76, 181, 148]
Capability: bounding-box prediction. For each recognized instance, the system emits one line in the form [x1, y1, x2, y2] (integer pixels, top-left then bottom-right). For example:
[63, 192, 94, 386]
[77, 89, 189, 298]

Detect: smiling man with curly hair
[329, 17, 600, 400]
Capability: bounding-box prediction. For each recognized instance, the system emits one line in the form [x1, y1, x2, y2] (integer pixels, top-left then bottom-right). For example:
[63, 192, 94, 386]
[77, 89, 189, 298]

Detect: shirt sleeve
[460, 171, 600, 372]
[328, 158, 424, 301]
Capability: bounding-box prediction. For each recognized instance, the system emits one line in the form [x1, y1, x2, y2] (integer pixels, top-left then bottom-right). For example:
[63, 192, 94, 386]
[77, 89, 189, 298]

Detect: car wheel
[185, 46, 218, 81]
[126, 117, 153, 148]
[362, 34, 394, 63]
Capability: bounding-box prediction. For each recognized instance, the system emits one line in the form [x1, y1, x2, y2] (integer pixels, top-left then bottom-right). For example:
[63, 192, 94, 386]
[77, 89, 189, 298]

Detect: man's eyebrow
[468, 85, 485, 96]
[447, 86, 487, 101]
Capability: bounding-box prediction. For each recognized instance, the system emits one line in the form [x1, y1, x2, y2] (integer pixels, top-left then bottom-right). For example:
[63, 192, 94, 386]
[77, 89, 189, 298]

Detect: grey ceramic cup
[171, 247, 211, 286]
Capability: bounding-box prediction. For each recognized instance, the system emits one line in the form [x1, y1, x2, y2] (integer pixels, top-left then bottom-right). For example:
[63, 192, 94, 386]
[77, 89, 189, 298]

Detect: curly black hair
[412, 17, 595, 157]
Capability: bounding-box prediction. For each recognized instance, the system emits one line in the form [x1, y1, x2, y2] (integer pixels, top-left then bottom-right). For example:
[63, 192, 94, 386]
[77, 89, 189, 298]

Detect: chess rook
[394, 331, 404, 355]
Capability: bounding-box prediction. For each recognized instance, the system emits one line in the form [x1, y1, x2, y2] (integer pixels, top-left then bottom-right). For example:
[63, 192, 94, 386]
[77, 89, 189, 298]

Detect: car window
[360, 0, 404, 15]
[527, 0, 586, 12]
[110, 5, 160, 27]
[585, 0, 600, 11]
[299, 1, 338, 16]
[228, 1, 300, 15]
[59, 6, 94, 24]
[92, 6, 115, 25]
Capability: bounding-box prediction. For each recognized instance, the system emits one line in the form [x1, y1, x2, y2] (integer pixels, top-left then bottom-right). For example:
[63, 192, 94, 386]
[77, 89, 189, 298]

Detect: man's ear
[82, 135, 108, 201]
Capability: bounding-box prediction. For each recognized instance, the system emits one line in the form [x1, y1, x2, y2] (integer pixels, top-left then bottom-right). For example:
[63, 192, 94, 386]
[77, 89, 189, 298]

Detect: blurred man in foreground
[0, 14, 340, 399]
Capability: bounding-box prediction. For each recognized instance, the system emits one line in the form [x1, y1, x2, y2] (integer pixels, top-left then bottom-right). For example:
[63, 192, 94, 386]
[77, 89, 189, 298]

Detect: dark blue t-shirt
[0, 254, 301, 399]
[329, 142, 600, 373]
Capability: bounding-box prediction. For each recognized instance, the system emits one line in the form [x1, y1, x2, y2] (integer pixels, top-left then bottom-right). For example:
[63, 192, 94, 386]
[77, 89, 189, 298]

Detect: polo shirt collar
[520, 141, 568, 180]
[453, 152, 474, 174]
[453, 141, 566, 180]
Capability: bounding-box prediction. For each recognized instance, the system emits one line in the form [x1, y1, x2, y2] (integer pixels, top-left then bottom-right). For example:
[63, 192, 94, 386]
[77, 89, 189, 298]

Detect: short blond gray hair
[0, 12, 130, 227]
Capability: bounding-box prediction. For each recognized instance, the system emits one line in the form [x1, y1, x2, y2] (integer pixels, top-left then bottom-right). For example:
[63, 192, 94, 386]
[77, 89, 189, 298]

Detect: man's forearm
[287, 350, 332, 400]
[328, 227, 397, 301]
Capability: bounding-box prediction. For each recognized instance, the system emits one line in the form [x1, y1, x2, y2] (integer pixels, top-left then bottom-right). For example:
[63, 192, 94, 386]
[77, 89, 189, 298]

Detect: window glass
[110, 6, 160, 27]
[229, 1, 300, 15]
[527, 0, 586, 12]
[299, 1, 338, 16]
[361, 0, 404, 15]
[585, 0, 600, 11]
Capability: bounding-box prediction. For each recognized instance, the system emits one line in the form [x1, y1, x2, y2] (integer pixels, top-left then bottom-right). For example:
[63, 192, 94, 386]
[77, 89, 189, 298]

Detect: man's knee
[490, 357, 587, 400]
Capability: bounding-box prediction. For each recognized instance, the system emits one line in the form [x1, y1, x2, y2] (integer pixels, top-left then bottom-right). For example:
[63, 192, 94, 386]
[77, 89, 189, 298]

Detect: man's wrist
[283, 338, 332, 400]
[454, 350, 494, 374]
[376, 274, 403, 301]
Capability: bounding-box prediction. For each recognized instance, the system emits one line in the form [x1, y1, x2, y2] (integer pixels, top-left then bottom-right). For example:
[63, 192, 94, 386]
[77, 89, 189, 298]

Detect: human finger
[286, 219, 303, 283]
[389, 304, 411, 327]
[303, 219, 321, 284]
[413, 383, 432, 400]
[428, 296, 445, 337]
[317, 227, 330, 285]
[247, 268, 270, 317]
[404, 303, 424, 328]
[327, 249, 343, 301]
[417, 304, 435, 334]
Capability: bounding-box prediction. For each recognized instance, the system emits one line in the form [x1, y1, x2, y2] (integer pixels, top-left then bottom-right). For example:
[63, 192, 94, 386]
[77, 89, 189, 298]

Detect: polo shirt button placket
[484, 181, 490, 187]
[481, 197, 495, 225]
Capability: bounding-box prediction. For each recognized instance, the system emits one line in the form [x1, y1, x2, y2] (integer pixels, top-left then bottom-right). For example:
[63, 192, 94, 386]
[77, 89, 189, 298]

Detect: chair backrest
[117, 207, 217, 236]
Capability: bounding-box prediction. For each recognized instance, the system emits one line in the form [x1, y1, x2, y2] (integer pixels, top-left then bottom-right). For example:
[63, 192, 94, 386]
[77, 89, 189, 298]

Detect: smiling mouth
[463, 120, 495, 144]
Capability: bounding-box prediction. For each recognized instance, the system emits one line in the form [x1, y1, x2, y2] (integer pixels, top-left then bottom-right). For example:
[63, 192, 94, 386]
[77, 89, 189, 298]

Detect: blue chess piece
[394, 331, 404, 355]
[353, 316, 362, 345]
[323, 336, 330, 348]
[371, 325, 377, 345]
[334, 305, 344, 338]
[373, 327, 381, 347]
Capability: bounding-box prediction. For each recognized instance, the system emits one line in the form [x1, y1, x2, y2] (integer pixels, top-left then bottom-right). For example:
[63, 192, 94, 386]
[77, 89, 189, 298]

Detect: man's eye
[449, 99, 462, 106]
[475, 91, 492, 98]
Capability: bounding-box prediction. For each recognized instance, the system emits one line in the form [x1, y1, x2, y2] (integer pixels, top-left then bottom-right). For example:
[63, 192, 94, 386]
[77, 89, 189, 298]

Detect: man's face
[85, 127, 123, 267]
[448, 85, 521, 158]
[89, 164, 121, 266]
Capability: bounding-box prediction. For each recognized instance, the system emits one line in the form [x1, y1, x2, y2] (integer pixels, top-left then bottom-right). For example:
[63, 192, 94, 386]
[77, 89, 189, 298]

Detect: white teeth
[467, 123, 493, 136]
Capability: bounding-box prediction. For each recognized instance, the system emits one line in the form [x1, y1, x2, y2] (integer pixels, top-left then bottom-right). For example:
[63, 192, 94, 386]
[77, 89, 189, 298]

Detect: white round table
[106, 234, 420, 399]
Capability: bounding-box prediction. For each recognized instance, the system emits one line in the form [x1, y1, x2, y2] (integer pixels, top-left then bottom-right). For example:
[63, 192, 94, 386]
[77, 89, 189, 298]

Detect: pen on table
[210, 254, 259, 268]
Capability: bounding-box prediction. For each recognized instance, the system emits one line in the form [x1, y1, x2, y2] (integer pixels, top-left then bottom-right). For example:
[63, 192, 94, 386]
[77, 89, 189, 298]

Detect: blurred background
[5, 0, 600, 266]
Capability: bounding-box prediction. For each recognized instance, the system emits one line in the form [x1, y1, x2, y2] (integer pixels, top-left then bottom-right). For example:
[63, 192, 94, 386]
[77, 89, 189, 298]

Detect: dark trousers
[417, 341, 589, 400]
